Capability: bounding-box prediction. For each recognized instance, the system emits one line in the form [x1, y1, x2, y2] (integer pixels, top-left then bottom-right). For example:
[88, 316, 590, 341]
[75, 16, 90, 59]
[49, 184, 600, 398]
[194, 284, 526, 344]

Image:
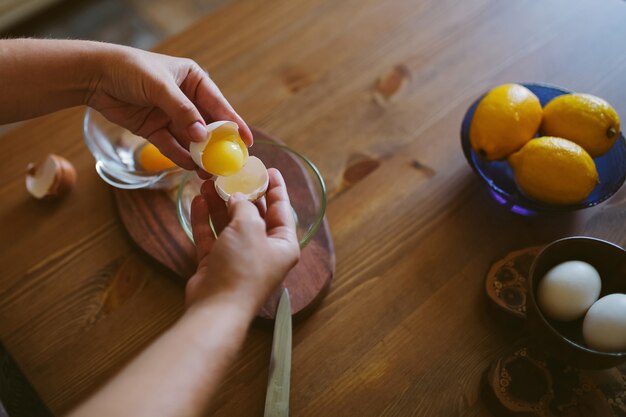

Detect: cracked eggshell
[26, 154, 77, 199]
[215, 156, 269, 202]
[189, 121, 240, 169]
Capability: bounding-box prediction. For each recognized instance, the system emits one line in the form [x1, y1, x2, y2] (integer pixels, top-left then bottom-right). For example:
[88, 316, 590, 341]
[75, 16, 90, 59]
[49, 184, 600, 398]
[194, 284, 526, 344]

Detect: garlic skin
[26, 154, 77, 199]
[189, 121, 240, 169]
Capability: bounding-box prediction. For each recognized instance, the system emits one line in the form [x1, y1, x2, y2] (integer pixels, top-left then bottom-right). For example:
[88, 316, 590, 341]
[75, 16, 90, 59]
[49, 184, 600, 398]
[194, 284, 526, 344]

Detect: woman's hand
[0, 40, 252, 171]
[186, 168, 300, 314]
[87, 45, 253, 170]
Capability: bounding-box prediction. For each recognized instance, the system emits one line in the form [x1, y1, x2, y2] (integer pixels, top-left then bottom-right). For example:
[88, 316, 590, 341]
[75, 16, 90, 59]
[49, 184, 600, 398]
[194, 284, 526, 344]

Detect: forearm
[68, 293, 256, 417]
[0, 39, 109, 124]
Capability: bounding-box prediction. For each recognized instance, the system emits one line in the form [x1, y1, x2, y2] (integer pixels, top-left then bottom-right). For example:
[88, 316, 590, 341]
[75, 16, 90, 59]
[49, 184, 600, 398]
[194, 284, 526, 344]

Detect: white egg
[583, 294, 626, 352]
[215, 156, 269, 202]
[537, 260, 601, 321]
[188, 120, 240, 169]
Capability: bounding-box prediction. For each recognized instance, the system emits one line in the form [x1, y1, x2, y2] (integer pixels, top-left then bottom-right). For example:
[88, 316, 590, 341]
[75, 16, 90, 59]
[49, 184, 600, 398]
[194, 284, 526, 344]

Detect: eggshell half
[189, 121, 240, 169]
[215, 156, 269, 202]
[26, 154, 77, 199]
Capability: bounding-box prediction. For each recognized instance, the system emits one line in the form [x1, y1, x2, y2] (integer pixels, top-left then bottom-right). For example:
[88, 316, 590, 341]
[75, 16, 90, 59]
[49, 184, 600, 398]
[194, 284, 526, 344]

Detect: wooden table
[1, 0, 626, 415]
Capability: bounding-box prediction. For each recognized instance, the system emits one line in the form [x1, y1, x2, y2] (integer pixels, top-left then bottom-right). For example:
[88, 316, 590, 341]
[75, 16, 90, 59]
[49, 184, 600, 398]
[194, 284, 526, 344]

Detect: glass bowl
[83, 108, 185, 189]
[177, 140, 327, 248]
[461, 83, 626, 215]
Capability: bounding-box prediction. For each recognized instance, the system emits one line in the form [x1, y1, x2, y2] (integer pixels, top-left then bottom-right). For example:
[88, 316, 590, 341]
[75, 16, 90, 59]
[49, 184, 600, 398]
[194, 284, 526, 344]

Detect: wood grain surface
[114, 130, 335, 319]
[1, 0, 626, 415]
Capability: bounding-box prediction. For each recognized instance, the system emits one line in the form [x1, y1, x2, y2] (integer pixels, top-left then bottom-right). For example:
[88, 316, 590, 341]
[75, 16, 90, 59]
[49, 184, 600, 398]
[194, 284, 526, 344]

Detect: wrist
[181, 294, 255, 350]
[78, 41, 120, 106]
[186, 264, 272, 315]
[185, 270, 258, 317]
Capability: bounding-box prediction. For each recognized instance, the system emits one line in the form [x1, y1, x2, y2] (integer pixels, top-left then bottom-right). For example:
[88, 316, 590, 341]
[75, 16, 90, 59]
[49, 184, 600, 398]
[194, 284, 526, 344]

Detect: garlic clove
[26, 154, 77, 199]
[214, 156, 269, 202]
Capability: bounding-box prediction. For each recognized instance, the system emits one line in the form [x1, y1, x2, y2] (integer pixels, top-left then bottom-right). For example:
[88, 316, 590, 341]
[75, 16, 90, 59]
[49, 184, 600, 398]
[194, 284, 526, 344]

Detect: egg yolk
[138, 143, 176, 172]
[201, 133, 248, 176]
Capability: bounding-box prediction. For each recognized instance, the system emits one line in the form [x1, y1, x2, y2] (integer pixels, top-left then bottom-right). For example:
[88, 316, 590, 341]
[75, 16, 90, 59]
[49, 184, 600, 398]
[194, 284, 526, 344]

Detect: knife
[264, 288, 292, 417]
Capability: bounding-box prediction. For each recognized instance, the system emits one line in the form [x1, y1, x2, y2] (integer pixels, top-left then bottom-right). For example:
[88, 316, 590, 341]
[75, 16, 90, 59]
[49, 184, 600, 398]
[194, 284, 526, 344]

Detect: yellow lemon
[470, 83, 543, 160]
[541, 93, 621, 157]
[508, 137, 598, 205]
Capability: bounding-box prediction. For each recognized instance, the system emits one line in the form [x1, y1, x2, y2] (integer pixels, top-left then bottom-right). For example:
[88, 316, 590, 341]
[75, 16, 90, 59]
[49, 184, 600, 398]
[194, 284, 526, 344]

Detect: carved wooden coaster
[484, 247, 626, 416]
[483, 341, 626, 417]
[485, 246, 543, 320]
[114, 129, 335, 319]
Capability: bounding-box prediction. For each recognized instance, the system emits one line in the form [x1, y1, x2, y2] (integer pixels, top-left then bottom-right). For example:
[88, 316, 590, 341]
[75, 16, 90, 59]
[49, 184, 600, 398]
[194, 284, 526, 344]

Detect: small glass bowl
[177, 140, 327, 248]
[461, 83, 626, 215]
[83, 108, 185, 189]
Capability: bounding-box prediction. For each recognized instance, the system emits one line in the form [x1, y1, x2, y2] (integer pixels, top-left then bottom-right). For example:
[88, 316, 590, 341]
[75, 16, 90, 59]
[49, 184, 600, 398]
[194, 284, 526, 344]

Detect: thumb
[227, 193, 263, 224]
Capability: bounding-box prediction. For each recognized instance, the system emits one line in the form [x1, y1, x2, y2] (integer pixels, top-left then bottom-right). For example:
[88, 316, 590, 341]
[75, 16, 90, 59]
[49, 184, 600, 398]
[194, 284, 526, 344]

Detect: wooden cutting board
[113, 129, 335, 319]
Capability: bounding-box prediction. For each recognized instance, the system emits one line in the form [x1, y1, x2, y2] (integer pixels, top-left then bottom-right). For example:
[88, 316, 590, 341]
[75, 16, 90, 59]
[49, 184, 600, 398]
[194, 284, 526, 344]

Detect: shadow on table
[0, 342, 52, 417]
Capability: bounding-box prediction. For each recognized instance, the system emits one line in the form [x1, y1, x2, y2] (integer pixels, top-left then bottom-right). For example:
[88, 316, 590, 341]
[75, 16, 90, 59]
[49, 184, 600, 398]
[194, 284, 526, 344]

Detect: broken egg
[189, 120, 268, 201]
[26, 154, 77, 199]
[189, 121, 249, 176]
[136, 142, 176, 172]
[215, 156, 269, 202]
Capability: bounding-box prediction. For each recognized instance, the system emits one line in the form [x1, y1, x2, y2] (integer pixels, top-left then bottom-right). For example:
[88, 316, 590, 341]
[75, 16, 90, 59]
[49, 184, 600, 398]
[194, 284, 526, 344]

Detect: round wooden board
[113, 128, 335, 319]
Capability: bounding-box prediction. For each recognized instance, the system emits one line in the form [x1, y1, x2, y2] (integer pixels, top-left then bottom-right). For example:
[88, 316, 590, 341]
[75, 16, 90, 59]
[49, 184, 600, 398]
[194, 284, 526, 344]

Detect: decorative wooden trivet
[114, 129, 335, 319]
[483, 341, 626, 417]
[483, 247, 626, 416]
[485, 246, 543, 320]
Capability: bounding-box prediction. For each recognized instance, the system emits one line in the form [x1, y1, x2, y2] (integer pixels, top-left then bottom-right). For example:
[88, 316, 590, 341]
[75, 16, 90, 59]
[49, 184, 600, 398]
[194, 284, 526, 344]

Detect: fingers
[154, 79, 208, 144]
[191, 195, 215, 260]
[148, 128, 196, 169]
[254, 196, 267, 218]
[196, 169, 212, 180]
[264, 169, 298, 243]
[200, 180, 229, 235]
[196, 75, 254, 147]
[230, 112, 254, 147]
[227, 193, 264, 226]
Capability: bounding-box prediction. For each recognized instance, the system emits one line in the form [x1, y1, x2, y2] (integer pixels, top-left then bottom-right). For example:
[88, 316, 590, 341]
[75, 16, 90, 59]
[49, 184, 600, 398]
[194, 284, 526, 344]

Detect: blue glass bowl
[461, 83, 626, 215]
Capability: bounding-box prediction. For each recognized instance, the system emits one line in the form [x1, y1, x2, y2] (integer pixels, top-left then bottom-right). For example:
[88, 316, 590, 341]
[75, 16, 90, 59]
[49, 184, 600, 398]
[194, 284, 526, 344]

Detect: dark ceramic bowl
[461, 83, 626, 215]
[527, 237, 626, 369]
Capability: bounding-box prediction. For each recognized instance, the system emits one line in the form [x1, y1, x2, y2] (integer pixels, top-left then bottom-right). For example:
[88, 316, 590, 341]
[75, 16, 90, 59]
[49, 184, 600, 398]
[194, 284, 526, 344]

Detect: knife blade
[264, 288, 292, 417]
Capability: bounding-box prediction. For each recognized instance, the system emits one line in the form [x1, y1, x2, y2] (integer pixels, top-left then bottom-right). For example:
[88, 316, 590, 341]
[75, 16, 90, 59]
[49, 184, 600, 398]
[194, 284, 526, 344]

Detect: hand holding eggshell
[189, 121, 249, 177]
[190, 120, 269, 202]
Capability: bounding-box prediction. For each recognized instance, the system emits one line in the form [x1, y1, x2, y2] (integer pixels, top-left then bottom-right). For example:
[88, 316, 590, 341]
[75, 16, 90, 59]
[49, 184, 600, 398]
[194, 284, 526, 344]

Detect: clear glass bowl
[177, 140, 327, 248]
[461, 83, 626, 215]
[83, 108, 185, 189]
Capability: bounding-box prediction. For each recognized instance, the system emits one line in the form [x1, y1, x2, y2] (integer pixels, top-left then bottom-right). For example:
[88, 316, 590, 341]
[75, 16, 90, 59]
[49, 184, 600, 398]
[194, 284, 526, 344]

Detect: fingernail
[187, 121, 207, 142]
